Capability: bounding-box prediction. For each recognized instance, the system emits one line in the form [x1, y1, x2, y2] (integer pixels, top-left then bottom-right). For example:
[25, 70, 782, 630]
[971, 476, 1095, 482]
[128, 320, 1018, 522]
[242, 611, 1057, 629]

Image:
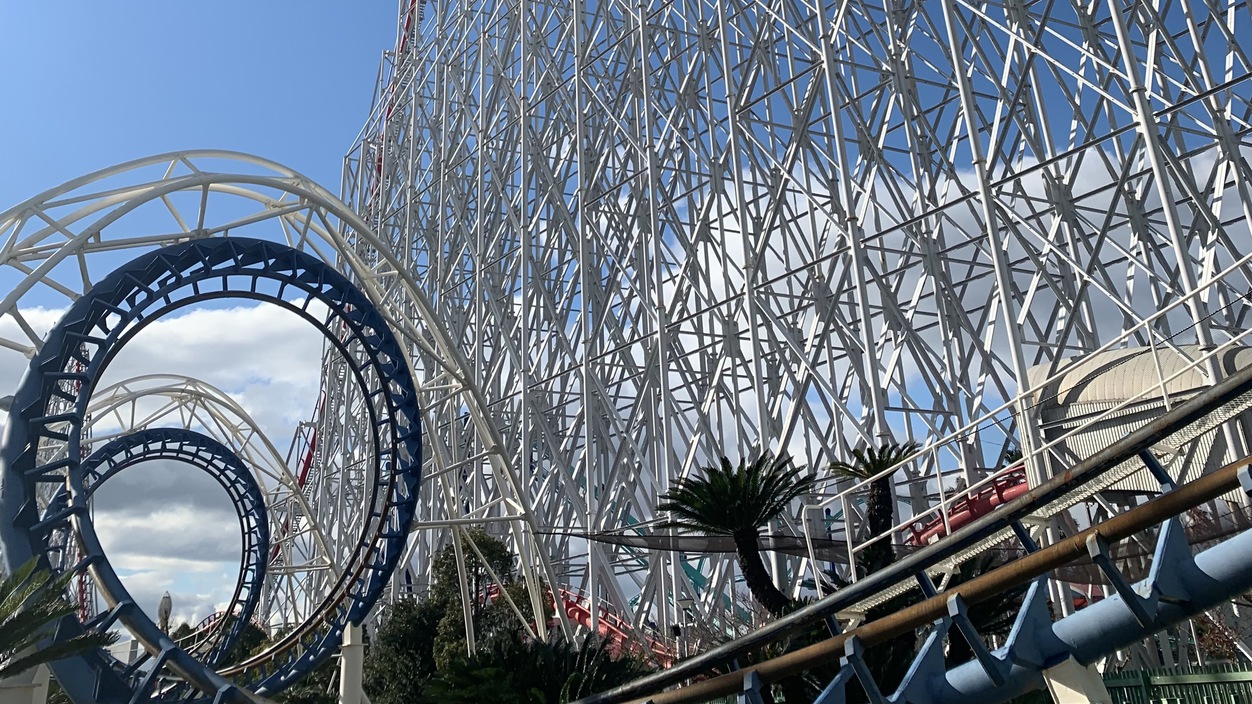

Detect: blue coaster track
[0, 237, 422, 703]
[41, 428, 269, 670]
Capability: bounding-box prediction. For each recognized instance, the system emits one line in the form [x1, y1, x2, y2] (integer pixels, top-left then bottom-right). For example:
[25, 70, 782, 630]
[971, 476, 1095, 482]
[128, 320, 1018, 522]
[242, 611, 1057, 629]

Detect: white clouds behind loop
[0, 302, 323, 625]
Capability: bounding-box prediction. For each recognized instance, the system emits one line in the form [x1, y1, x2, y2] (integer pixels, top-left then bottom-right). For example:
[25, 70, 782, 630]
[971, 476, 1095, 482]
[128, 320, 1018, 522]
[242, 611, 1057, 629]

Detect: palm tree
[1, 558, 118, 680]
[657, 453, 817, 617]
[830, 441, 920, 574]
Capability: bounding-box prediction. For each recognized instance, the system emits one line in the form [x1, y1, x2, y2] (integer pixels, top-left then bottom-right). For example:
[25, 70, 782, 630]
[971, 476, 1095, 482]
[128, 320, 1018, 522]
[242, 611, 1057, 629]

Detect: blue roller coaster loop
[42, 428, 269, 669]
[0, 237, 422, 703]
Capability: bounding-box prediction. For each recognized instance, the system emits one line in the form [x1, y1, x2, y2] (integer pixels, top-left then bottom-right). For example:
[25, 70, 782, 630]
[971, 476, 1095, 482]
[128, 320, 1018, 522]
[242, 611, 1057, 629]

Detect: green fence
[1105, 664, 1252, 704]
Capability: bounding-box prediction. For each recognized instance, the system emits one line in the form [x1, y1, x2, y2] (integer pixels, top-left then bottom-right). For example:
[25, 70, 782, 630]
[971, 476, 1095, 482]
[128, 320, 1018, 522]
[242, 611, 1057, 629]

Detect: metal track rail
[577, 362, 1252, 704]
[618, 456, 1252, 703]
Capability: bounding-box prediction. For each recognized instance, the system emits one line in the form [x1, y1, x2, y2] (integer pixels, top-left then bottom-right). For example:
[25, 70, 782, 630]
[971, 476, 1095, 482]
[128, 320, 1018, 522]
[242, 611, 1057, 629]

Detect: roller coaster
[1, 0, 1251, 701]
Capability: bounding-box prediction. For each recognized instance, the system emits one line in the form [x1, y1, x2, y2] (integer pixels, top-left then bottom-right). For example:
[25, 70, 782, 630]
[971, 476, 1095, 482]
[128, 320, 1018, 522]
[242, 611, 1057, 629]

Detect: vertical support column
[1041, 657, 1111, 704]
[449, 526, 478, 654]
[937, 0, 1075, 612]
[817, 25, 888, 450]
[507, 0, 573, 641]
[516, 0, 537, 636]
[0, 665, 49, 704]
[1105, 0, 1248, 479]
[641, 0, 681, 636]
[635, 0, 683, 633]
[571, 0, 602, 638]
[936, 0, 1045, 488]
[711, 0, 771, 455]
[338, 625, 365, 704]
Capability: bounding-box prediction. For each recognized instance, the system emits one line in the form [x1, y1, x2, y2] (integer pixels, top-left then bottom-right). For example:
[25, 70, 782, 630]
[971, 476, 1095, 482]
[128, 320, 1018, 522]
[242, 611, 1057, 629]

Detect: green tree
[432, 580, 539, 668]
[430, 528, 516, 607]
[235, 625, 337, 704]
[829, 441, 920, 574]
[657, 453, 817, 617]
[427, 529, 539, 666]
[1, 558, 117, 680]
[220, 619, 269, 667]
[423, 635, 652, 704]
[364, 530, 541, 703]
[364, 597, 445, 704]
[767, 441, 919, 703]
[171, 621, 194, 642]
[276, 659, 338, 704]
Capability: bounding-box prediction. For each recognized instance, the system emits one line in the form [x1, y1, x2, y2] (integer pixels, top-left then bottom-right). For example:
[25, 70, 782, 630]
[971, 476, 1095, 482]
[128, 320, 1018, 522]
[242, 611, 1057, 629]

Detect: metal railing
[575, 360, 1252, 704]
[1106, 665, 1252, 704]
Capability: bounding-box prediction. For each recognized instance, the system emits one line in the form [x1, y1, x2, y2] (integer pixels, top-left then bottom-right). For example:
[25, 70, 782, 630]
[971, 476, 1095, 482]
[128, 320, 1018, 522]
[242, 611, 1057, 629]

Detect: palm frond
[1, 558, 118, 680]
[0, 630, 118, 680]
[657, 452, 816, 536]
[829, 441, 921, 481]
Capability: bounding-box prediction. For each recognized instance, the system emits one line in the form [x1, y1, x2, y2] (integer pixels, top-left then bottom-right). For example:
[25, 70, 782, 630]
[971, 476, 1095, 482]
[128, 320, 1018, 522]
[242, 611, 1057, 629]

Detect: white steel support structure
[0, 151, 579, 671]
[0, 0, 1247, 678]
[343, 0, 1252, 637]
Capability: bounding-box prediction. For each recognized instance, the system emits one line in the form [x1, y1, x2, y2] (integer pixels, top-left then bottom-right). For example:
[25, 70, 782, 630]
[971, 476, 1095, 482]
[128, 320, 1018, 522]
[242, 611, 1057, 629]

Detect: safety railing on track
[801, 334, 1252, 615]
[575, 360, 1252, 704]
[799, 267, 1252, 614]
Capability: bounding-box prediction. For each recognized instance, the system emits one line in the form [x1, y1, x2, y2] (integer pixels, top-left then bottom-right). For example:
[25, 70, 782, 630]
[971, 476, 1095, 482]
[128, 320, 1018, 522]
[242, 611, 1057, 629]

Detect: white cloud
[96, 303, 325, 436]
[112, 561, 239, 630]
[1, 302, 324, 625]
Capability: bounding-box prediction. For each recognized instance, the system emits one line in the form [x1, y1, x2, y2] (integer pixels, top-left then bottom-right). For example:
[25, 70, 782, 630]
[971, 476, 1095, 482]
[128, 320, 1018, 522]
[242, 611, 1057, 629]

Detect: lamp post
[676, 596, 695, 658]
[157, 592, 172, 634]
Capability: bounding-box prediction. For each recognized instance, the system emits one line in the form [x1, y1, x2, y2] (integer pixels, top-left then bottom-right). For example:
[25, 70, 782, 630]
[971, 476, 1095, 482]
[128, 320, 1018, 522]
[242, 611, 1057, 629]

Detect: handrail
[574, 360, 1252, 704]
[617, 455, 1252, 703]
[819, 331, 1252, 575]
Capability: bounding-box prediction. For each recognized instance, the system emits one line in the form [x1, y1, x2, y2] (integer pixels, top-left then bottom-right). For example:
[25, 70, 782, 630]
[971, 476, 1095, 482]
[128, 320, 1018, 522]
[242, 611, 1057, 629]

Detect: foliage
[1002, 447, 1023, 467]
[237, 625, 337, 704]
[422, 634, 653, 704]
[751, 441, 922, 702]
[364, 597, 445, 704]
[0, 558, 117, 680]
[276, 658, 338, 704]
[364, 529, 549, 703]
[750, 589, 922, 703]
[221, 619, 269, 667]
[171, 621, 195, 642]
[658, 453, 816, 537]
[430, 528, 518, 609]
[829, 441, 920, 574]
[433, 579, 538, 668]
[943, 551, 1030, 666]
[1195, 611, 1243, 662]
[657, 452, 816, 616]
[425, 527, 541, 666]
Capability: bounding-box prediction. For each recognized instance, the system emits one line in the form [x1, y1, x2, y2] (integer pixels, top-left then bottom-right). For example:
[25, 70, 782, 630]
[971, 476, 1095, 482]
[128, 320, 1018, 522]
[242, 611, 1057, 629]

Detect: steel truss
[78, 374, 344, 633]
[0, 151, 578, 646]
[42, 428, 270, 669]
[576, 360, 1252, 703]
[344, 0, 1252, 638]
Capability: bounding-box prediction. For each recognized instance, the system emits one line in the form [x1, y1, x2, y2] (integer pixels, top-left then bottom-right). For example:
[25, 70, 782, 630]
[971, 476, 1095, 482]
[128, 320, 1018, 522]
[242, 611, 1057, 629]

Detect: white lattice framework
[342, 0, 1252, 640]
[0, 152, 573, 652]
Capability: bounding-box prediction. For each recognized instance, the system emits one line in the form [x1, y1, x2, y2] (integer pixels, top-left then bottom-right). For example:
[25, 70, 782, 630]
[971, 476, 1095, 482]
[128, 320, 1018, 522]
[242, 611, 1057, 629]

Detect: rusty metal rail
[576, 362, 1252, 704]
[621, 456, 1252, 703]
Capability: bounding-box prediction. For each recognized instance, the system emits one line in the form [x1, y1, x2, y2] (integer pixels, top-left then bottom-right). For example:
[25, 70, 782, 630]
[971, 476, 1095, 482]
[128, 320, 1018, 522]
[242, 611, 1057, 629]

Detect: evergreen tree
[657, 453, 816, 617]
[1, 558, 117, 680]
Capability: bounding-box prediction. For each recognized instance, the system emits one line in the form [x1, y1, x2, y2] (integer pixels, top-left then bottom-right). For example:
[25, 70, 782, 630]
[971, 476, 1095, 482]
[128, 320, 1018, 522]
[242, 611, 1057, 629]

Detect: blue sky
[0, 2, 398, 207]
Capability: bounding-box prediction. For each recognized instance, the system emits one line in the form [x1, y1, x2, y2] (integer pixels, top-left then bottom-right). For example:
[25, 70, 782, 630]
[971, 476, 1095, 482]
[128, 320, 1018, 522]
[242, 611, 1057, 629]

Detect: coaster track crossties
[0, 237, 422, 702]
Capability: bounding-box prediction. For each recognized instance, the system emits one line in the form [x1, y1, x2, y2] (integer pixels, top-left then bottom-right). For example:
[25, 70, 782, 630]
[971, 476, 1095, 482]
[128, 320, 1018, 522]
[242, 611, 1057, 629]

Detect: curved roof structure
[1027, 345, 1252, 409]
